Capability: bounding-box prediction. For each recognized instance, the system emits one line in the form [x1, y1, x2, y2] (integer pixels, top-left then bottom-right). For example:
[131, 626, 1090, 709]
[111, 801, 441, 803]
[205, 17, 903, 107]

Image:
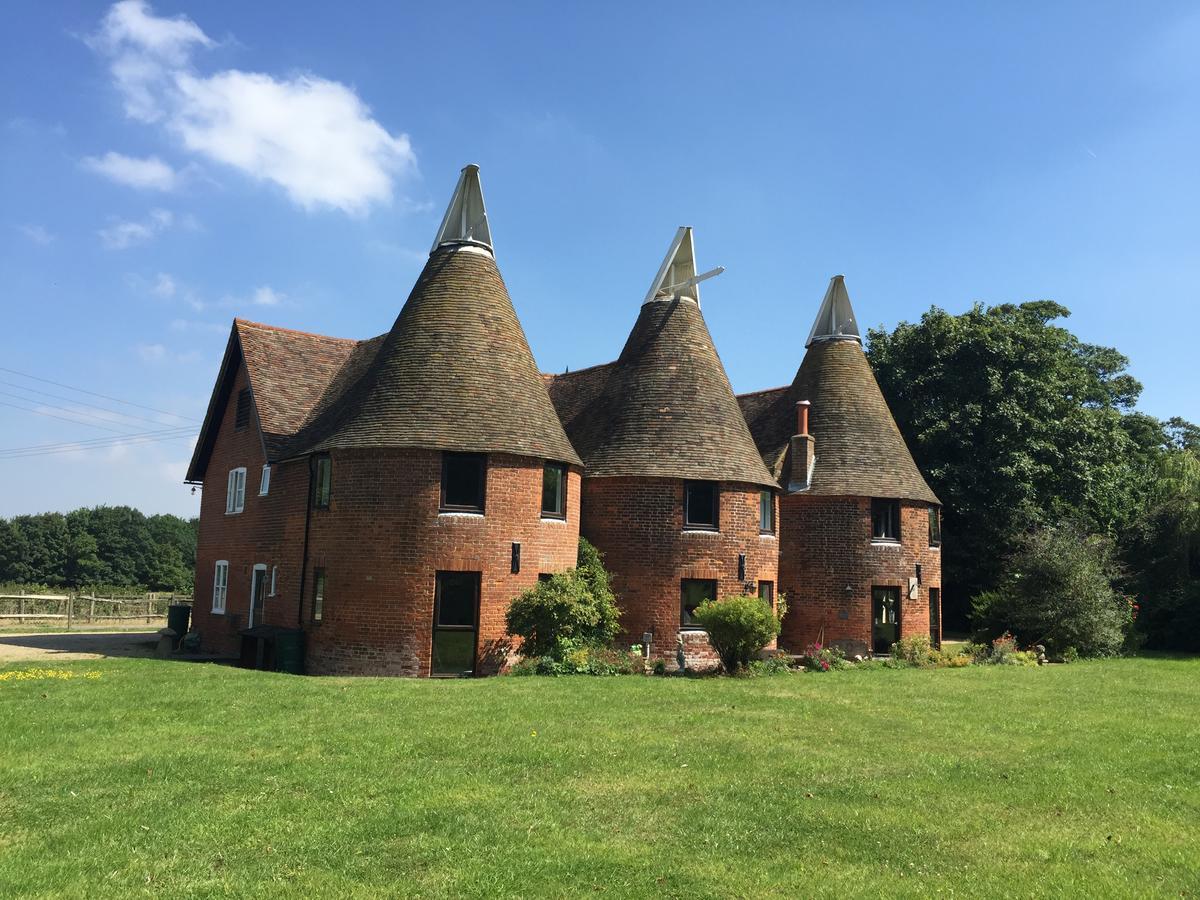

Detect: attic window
[684, 481, 719, 531]
[872, 499, 900, 542]
[235, 388, 251, 430]
[226, 467, 246, 514]
[441, 453, 486, 513]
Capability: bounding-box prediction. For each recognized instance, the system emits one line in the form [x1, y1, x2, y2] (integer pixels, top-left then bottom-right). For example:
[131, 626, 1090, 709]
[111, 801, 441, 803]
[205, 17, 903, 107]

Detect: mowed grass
[1, 658, 1197, 898]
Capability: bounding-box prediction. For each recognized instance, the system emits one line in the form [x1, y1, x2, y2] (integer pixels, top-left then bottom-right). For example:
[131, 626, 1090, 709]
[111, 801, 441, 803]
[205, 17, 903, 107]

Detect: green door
[872, 587, 900, 654]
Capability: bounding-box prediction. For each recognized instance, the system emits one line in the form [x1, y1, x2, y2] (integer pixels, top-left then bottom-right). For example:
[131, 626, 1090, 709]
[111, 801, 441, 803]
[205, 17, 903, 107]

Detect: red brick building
[186, 166, 941, 675]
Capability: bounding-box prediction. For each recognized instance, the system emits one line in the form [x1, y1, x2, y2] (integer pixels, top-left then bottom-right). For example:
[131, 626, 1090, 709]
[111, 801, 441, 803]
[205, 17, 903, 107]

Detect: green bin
[167, 604, 191, 646]
[273, 629, 306, 675]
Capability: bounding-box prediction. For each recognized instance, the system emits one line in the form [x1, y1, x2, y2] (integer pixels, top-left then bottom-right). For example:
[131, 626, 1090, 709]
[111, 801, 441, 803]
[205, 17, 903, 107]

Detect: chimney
[789, 400, 815, 491]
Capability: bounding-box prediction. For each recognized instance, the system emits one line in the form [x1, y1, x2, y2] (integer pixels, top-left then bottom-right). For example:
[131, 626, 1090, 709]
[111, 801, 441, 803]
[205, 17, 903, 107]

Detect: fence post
[89, 594, 95, 624]
[18, 591, 24, 625]
[67, 594, 73, 631]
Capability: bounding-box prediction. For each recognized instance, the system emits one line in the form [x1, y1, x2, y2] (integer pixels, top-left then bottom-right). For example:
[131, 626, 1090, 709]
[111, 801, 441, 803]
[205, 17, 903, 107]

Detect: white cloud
[252, 285, 284, 306]
[89, 1, 416, 214]
[137, 342, 168, 363]
[152, 272, 176, 297]
[99, 207, 174, 249]
[82, 151, 179, 190]
[18, 224, 55, 245]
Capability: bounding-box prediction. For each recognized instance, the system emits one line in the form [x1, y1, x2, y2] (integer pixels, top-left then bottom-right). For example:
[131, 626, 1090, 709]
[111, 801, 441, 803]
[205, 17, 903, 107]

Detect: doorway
[432, 572, 480, 676]
[872, 586, 900, 654]
[249, 564, 268, 627]
[929, 587, 941, 649]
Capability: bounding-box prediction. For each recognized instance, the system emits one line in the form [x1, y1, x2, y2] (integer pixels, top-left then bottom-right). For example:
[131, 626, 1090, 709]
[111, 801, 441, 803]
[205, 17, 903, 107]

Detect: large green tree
[866, 301, 1156, 626]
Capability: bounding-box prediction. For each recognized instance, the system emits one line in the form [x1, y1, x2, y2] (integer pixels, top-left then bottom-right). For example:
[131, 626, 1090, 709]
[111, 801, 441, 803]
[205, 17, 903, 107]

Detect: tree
[867, 301, 1153, 626]
[972, 523, 1129, 657]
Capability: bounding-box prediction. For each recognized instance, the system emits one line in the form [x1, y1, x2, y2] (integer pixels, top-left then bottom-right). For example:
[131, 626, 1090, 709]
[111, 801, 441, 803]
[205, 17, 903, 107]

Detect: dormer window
[441, 453, 486, 513]
[541, 462, 566, 519]
[226, 467, 246, 514]
[235, 388, 251, 430]
[684, 481, 719, 531]
[872, 498, 900, 542]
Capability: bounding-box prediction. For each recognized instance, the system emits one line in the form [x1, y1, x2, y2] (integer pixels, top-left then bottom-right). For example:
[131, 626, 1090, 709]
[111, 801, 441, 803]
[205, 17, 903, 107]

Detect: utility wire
[0, 425, 195, 455]
[0, 366, 198, 422]
[0, 379, 187, 429]
[0, 432, 194, 461]
[0, 391, 155, 434]
[0, 400, 150, 434]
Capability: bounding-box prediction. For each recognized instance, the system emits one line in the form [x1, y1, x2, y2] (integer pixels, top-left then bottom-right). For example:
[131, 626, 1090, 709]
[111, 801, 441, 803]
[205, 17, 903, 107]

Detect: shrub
[891, 634, 937, 668]
[745, 651, 793, 677]
[972, 523, 1130, 657]
[799, 641, 847, 672]
[691, 595, 781, 673]
[509, 646, 643, 677]
[505, 539, 620, 660]
[1062, 646, 1080, 664]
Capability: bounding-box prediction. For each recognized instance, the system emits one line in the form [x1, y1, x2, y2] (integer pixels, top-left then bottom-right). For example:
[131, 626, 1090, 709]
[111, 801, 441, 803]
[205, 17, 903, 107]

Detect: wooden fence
[0, 592, 192, 630]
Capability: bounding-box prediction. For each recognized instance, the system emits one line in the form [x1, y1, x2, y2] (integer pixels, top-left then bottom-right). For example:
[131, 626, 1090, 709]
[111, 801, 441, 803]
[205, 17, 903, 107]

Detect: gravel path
[0, 631, 160, 662]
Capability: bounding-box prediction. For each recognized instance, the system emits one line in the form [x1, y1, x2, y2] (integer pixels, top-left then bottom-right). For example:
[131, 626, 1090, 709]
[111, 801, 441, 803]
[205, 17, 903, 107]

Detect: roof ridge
[234, 318, 360, 344]
[736, 384, 790, 399]
[543, 360, 617, 381]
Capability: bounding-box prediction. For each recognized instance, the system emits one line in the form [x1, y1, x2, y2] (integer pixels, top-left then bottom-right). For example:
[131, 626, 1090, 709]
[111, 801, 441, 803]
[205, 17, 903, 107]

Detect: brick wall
[580, 476, 779, 669]
[778, 494, 942, 656]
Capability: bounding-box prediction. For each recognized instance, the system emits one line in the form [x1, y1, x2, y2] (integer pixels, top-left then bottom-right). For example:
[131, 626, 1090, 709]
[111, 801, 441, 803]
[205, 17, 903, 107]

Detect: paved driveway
[0, 631, 159, 662]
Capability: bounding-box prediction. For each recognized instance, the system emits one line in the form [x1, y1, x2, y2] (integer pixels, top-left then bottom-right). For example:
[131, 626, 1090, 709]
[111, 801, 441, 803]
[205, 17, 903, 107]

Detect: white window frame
[226, 467, 247, 514]
[259, 464, 271, 496]
[249, 563, 268, 627]
[212, 560, 228, 614]
[269, 565, 277, 597]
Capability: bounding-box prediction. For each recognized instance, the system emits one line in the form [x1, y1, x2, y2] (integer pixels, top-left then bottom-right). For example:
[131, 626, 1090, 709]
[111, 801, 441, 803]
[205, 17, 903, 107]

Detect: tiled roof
[546, 298, 776, 488]
[738, 340, 939, 504]
[287, 247, 582, 465]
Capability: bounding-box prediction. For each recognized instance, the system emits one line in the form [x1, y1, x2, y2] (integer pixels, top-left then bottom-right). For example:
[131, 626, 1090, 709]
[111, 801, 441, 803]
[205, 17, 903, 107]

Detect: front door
[249, 566, 267, 627]
[432, 572, 480, 677]
[872, 586, 900, 654]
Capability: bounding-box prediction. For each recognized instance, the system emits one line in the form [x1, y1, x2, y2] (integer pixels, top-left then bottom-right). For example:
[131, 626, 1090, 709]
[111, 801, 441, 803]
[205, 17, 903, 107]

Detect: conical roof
[288, 166, 581, 465]
[550, 228, 774, 487]
[740, 277, 938, 503]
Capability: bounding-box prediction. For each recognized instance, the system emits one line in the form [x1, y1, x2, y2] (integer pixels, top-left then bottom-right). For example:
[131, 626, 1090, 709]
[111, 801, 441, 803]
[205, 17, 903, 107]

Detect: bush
[505, 539, 620, 660]
[891, 634, 937, 668]
[509, 646, 643, 677]
[799, 641, 847, 672]
[691, 595, 781, 673]
[744, 651, 793, 677]
[972, 523, 1130, 657]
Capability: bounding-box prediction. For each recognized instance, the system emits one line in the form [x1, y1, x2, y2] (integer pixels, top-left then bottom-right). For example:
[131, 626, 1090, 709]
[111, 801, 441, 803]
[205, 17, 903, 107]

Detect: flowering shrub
[509, 645, 643, 677]
[799, 641, 847, 672]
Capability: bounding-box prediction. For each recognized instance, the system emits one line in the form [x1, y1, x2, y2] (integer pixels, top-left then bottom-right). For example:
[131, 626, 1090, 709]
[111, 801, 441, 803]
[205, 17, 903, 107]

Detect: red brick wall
[192, 361, 581, 675]
[777, 494, 942, 657]
[300, 449, 580, 676]
[580, 477, 779, 669]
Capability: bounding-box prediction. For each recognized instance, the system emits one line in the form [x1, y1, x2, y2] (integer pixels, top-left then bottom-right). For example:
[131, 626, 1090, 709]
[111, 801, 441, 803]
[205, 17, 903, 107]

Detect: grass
[1, 657, 1197, 898]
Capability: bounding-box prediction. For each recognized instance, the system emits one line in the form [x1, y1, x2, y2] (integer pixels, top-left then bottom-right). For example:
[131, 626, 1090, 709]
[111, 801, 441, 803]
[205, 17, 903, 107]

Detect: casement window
[311, 455, 332, 509]
[432, 572, 480, 676]
[226, 467, 247, 514]
[929, 587, 942, 650]
[680, 578, 717, 629]
[235, 388, 252, 430]
[758, 580, 774, 609]
[928, 505, 942, 548]
[311, 568, 326, 622]
[759, 490, 775, 534]
[871, 498, 900, 542]
[684, 481, 719, 530]
[259, 464, 271, 496]
[212, 560, 228, 614]
[541, 462, 566, 519]
[441, 452, 486, 513]
[538, 573, 554, 583]
[269, 565, 277, 597]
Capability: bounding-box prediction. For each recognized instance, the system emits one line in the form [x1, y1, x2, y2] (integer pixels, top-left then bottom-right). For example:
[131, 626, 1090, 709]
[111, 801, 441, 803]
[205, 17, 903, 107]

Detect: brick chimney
[789, 400, 815, 491]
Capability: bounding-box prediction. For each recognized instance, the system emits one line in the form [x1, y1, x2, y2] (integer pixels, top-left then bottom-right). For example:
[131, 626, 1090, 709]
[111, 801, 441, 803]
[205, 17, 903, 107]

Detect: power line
[0, 391, 153, 434]
[0, 366, 198, 422]
[0, 425, 195, 455]
[0, 400, 147, 434]
[0, 379, 187, 428]
[0, 431, 194, 461]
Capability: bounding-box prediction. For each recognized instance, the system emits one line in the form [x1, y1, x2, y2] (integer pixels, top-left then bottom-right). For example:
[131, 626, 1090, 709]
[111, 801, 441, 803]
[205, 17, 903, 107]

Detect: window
[684, 481, 719, 530]
[681, 579, 717, 629]
[311, 568, 326, 622]
[441, 452, 486, 512]
[433, 572, 480, 676]
[269, 565, 277, 597]
[929, 587, 941, 650]
[872, 586, 901, 654]
[235, 388, 251, 430]
[249, 564, 267, 627]
[311, 455, 331, 509]
[538, 573, 554, 583]
[541, 462, 566, 518]
[226, 467, 246, 514]
[759, 490, 775, 534]
[871, 498, 900, 542]
[212, 561, 228, 614]
[259, 464, 271, 496]
[928, 505, 942, 547]
[758, 580, 774, 609]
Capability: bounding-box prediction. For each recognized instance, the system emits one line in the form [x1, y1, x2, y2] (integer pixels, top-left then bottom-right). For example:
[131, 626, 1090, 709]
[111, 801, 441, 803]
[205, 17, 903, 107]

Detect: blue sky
[2, 1, 1198, 518]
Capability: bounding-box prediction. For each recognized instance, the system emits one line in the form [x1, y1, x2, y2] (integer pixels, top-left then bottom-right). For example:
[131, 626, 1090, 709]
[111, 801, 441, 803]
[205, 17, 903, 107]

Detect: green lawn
[1, 657, 1197, 898]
